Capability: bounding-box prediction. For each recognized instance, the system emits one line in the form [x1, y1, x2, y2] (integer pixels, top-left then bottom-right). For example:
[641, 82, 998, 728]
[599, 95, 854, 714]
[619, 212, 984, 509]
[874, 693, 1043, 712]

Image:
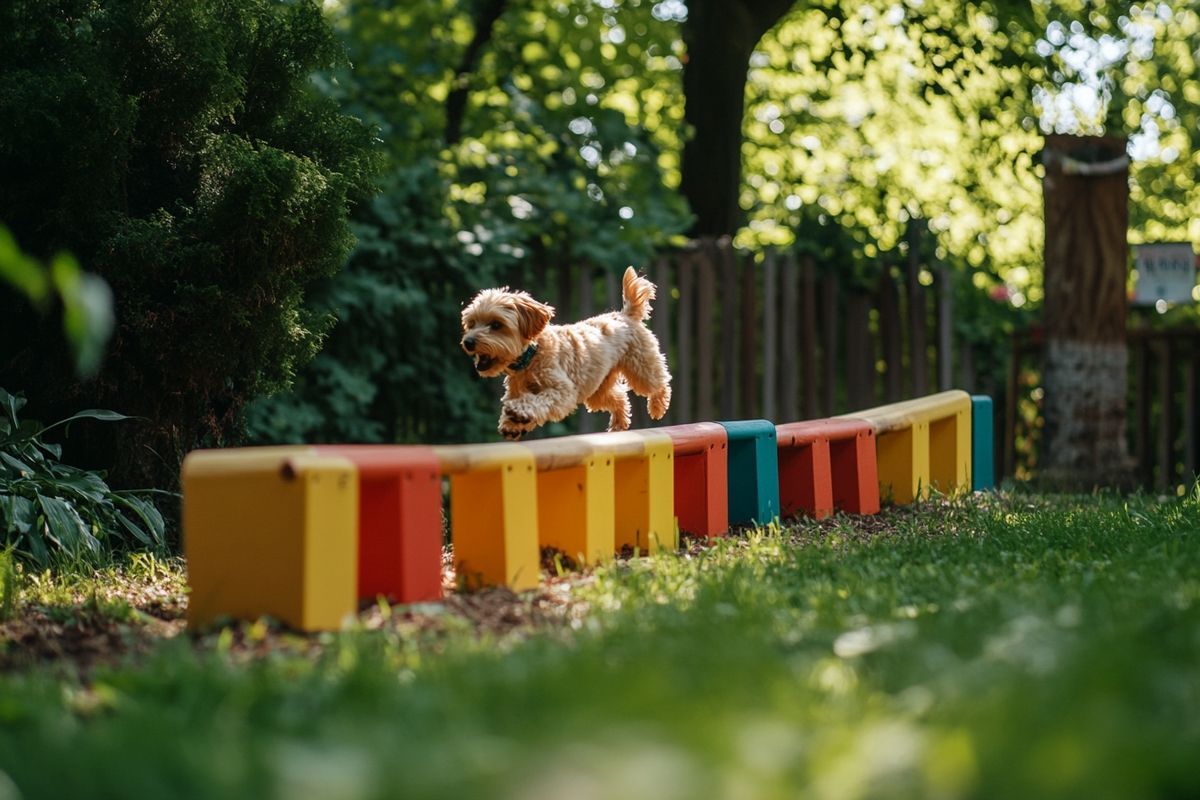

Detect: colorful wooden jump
[971, 395, 995, 491]
[433, 443, 540, 592]
[776, 418, 880, 519]
[183, 447, 359, 631]
[648, 423, 728, 538]
[718, 420, 780, 527]
[314, 445, 443, 604]
[521, 437, 615, 566]
[181, 388, 994, 623]
[575, 431, 676, 554]
[842, 390, 972, 504]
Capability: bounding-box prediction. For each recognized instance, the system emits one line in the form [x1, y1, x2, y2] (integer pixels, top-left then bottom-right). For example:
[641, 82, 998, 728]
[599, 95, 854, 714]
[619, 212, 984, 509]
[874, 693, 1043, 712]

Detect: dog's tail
[621, 267, 655, 322]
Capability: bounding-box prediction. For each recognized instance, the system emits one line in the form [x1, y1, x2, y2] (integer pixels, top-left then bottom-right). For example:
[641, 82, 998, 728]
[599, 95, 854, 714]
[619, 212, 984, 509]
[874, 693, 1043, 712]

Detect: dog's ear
[513, 294, 555, 340]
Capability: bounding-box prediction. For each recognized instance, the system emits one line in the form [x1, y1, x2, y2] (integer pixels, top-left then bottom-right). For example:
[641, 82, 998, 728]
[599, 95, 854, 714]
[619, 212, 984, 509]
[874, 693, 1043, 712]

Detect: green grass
[1, 488, 1198, 799]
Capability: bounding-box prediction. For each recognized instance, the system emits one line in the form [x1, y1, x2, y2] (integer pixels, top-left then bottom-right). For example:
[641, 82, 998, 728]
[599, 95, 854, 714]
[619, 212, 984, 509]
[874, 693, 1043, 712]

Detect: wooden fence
[528, 236, 1003, 441]
[1005, 326, 1200, 489]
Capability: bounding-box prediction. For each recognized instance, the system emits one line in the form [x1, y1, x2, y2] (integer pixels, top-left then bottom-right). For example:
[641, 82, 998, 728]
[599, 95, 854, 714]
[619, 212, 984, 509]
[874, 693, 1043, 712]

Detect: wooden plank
[1135, 337, 1152, 488]
[1003, 333, 1019, 479]
[762, 250, 779, 422]
[960, 335, 976, 394]
[577, 264, 596, 433]
[740, 251, 759, 417]
[906, 220, 929, 397]
[937, 263, 954, 391]
[821, 271, 839, 415]
[844, 289, 873, 411]
[696, 242, 716, 422]
[653, 257, 672, 425]
[1158, 338, 1175, 490]
[1185, 341, 1198, 481]
[801, 255, 819, 417]
[876, 268, 903, 403]
[719, 239, 739, 419]
[605, 268, 619, 313]
[780, 252, 799, 423]
[676, 251, 695, 423]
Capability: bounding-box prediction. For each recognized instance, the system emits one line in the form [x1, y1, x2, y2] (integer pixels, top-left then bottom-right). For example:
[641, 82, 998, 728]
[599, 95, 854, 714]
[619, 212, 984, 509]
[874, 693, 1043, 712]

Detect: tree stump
[1040, 134, 1135, 488]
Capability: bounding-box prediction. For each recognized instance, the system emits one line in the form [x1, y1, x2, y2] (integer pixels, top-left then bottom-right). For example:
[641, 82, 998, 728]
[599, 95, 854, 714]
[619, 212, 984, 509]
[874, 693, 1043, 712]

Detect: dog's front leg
[498, 393, 552, 440]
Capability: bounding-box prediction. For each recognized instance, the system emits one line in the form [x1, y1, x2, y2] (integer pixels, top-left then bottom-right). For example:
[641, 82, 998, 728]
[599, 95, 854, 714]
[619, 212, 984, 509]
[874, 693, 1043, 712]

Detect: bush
[0, 0, 379, 486]
[244, 2, 691, 445]
[0, 389, 165, 567]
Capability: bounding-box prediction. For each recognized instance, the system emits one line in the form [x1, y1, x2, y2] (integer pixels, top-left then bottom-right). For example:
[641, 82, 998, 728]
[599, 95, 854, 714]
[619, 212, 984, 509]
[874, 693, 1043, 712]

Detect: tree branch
[445, 0, 509, 146]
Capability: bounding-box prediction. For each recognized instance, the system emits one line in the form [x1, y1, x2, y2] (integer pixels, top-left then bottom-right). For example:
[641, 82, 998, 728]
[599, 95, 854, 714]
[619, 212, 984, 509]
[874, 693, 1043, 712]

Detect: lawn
[1, 487, 1198, 800]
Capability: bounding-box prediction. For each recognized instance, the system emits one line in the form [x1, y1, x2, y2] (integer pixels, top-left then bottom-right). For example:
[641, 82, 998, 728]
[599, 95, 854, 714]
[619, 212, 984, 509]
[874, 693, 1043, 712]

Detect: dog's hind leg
[621, 328, 672, 420]
[585, 370, 632, 432]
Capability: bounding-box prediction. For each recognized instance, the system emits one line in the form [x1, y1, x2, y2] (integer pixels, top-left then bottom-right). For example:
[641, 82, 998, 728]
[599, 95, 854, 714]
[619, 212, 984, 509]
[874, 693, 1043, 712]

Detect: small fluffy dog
[461, 267, 672, 439]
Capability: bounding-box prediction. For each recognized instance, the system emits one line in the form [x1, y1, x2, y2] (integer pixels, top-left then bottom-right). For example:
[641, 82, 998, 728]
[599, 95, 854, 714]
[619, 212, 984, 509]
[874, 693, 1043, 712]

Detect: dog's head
[460, 288, 555, 377]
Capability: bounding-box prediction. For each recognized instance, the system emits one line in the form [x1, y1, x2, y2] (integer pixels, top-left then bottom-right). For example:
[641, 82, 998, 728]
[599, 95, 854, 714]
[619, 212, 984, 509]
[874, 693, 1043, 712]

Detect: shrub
[0, 0, 379, 486]
[0, 389, 165, 567]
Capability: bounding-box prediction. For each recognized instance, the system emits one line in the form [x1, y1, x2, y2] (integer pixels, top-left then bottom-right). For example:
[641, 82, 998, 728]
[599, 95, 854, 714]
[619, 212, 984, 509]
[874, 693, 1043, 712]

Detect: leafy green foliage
[245, 0, 690, 444]
[0, 490, 1198, 797]
[0, 226, 113, 378]
[0, 0, 379, 485]
[0, 389, 165, 567]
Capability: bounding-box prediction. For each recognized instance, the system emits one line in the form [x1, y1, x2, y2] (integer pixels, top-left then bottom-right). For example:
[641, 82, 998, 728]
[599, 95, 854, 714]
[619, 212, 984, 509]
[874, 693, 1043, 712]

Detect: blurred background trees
[2, 0, 1198, 499]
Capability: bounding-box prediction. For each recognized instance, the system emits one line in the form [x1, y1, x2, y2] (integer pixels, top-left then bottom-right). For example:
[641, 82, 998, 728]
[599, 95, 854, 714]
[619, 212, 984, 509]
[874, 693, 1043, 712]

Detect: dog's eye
[489, 321, 503, 331]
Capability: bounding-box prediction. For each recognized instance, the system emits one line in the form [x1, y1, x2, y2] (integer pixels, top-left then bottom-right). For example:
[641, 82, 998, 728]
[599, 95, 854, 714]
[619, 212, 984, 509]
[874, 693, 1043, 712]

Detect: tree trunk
[680, 0, 793, 237]
[1040, 134, 1135, 488]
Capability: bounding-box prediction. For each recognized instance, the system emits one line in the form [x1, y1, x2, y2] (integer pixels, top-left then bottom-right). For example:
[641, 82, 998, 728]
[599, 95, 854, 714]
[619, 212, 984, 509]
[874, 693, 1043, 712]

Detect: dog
[461, 267, 672, 440]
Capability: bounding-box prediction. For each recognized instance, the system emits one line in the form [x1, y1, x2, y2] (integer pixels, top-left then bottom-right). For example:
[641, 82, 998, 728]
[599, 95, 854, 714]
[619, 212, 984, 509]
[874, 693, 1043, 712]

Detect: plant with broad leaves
[0, 388, 166, 567]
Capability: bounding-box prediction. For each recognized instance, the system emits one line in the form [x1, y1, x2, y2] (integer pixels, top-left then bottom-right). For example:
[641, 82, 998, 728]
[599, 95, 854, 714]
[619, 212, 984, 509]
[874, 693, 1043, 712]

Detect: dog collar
[508, 344, 538, 372]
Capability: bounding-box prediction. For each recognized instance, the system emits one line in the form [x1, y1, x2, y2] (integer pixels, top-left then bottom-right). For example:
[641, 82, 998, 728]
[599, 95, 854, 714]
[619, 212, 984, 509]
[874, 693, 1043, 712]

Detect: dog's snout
[463, 336, 477, 352]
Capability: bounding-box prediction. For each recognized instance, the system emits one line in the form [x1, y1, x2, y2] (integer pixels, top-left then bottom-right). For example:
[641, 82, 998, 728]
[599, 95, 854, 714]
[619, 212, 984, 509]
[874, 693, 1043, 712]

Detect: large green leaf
[1, 495, 36, 535]
[114, 495, 165, 544]
[114, 510, 153, 546]
[34, 408, 135, 439]
[36, 493, 87, 551]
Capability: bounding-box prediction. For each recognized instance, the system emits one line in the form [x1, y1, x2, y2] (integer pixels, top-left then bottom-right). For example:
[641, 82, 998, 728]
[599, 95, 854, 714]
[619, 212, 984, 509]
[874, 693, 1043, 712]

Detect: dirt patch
[2, 503, 939, 677]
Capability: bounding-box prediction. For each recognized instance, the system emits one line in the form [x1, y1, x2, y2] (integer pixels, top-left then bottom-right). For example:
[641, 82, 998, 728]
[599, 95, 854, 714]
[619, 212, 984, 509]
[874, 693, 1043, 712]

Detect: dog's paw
[503, 407, 533, 426]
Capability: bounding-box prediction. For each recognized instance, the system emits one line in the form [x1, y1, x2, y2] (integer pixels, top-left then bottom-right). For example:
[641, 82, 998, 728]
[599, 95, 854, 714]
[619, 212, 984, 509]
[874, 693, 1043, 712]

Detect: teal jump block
[971, 395, 995, 491]
[718, 420, 780, 527]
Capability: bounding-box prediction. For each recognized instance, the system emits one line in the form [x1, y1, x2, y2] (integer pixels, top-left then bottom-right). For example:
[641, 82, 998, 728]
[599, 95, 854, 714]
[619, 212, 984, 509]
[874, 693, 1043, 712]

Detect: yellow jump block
[576, 430, 676, 555]
[521, 437, 615, 566]
[183, 447, 359, 631]
[841, 390, 972, 504]
[434, 443, 539, 592]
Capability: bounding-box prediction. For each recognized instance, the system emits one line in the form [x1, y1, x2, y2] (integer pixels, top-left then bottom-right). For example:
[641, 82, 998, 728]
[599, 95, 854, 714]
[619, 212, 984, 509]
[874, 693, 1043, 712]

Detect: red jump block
[650, 423, 728, 538]
[775, 419, 879, 519]
[315, 445, 443, 604]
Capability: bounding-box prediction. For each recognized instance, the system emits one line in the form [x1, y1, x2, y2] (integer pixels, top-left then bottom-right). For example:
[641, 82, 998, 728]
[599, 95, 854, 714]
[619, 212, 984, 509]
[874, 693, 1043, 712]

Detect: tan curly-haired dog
[461, 267, 672, 440]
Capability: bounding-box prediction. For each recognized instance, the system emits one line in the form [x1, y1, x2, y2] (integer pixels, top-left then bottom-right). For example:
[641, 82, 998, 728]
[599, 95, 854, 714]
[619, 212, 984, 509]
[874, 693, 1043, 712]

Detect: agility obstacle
[182, 391, 996, 630]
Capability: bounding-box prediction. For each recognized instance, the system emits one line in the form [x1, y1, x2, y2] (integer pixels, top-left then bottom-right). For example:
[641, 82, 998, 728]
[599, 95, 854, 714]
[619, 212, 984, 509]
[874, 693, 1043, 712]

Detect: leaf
[33, 408, 136, 440]
[3, 495, 36, 534]
[114, 510, 153, 546]
[23, 526, 49, 567]
[114, 495, 165, 544]
[0, 388, 24, 430]
[45, 471, 110, 504]
[0, 451, 33, 477]
[36, 493, 87, 552]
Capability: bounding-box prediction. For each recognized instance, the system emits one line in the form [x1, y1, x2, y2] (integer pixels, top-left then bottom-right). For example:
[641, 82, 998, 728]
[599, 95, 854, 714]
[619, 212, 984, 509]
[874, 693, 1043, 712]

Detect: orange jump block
[842, 390, 972, 505]
[648, 423, 729, 538]
[434, 443, 539, 592]
[314, 445, 443, 604]
[775, 419, 880, 519]
[183, 447, 358, 631]
[521, 437, 615, 566]
[576, 430, 676, 555]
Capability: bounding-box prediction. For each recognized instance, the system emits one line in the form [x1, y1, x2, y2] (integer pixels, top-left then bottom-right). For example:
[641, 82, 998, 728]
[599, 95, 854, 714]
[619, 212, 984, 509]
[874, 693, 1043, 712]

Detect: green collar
[508, 344, 538, 372]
